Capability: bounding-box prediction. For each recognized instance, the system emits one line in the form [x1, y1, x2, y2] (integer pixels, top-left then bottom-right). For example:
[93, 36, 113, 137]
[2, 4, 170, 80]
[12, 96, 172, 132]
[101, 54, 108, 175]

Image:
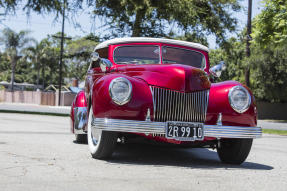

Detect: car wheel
[87, 106, 118, 159]
[217, 138, 253, 165]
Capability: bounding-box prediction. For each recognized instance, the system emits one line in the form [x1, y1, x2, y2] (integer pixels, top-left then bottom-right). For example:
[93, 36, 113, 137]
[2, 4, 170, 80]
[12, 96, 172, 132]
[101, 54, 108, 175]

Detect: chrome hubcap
[89, 110, 102, 146]
[91, 128, 101, 146]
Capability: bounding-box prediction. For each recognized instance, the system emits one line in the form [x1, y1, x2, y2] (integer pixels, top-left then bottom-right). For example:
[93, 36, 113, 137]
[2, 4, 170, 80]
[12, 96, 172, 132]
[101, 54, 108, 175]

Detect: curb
[0, 110, 69, 117]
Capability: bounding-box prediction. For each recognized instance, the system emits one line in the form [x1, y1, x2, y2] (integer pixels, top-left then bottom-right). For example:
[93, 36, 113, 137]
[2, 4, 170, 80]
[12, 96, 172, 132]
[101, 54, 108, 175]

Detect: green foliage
[209, 36, 246, 83]
[0, 28, 35, 90]
[0, 52, 10, 82]
[66, 35, 99, 81]
[252, 0, 287, 47]
[0, 0, 62, 15]
[249, 45, 287, 103]
[172, 32, 209, 47]
[246, 0, 287, 103]
[94, 0, 241, 44]
[0, 29, 98, 89]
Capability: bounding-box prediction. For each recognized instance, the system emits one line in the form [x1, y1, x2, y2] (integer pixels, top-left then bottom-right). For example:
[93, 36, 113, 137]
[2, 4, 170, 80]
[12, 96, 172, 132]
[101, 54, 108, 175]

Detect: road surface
[0, 113, 286, 191]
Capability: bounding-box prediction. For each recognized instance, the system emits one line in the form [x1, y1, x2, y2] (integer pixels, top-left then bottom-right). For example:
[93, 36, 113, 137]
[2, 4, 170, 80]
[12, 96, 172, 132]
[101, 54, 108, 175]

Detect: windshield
[113, 45, 205, 68]
[162, 46, 205, 69]
[114, 45, 160, 65]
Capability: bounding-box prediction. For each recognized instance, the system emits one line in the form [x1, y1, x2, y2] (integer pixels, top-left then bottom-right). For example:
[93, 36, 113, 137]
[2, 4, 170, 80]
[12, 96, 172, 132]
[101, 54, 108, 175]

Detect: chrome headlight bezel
[109, 77, 132, 105]
[228, 85, 251, 113]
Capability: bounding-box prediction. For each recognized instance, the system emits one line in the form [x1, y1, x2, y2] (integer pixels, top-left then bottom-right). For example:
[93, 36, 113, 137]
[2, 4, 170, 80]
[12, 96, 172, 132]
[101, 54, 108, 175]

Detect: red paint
[70, 40, 257, 145]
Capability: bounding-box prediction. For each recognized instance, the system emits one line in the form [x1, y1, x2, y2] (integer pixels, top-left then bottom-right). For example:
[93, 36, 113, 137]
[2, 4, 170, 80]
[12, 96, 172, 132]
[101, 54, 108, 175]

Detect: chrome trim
[209, 61, 226, 77]
[91, 52, 100, 61]
[92, 118, 165, 134]
[145, 108, 151, 122]
[217, 113, 222, 126]
[92, 118, 262, 139]
[74, 107, 88, 134]
[150, 87, 209, 122]
[100, 58, 113, 72]
[228, 86, 251, 113]
[109, 77, 132, 105]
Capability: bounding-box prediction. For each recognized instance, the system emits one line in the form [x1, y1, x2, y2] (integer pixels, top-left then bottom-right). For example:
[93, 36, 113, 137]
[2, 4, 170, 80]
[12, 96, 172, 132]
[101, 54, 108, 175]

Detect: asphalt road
[0, 113, 286, 191]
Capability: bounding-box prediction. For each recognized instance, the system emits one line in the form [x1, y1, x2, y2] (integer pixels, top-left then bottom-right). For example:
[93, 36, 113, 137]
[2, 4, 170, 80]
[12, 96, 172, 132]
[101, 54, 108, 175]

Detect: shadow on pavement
[107, 143, 273, 170]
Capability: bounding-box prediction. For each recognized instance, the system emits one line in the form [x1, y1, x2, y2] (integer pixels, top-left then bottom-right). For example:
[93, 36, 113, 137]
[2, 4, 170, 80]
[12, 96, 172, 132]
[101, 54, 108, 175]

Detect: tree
[93, 0, 241, 44]
[0, 0, 62, 15]
[0, 28, 35, 91]
[249, 44, 287, 103]
[66, 34, 99, 82]
[252, 0, 287, 47]
[0, 52, 11, 82]
[247, 0, 287, 103]
[209, 36, 246, 83]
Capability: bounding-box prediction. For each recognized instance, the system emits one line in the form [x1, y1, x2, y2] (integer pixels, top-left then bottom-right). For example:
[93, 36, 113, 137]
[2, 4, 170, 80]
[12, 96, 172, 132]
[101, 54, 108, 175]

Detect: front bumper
[92, 118, 262, 139]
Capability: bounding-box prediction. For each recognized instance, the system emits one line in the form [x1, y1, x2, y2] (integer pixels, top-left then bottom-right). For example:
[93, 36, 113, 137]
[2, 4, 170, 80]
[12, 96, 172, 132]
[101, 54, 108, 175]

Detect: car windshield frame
[112, 44, 206, 69]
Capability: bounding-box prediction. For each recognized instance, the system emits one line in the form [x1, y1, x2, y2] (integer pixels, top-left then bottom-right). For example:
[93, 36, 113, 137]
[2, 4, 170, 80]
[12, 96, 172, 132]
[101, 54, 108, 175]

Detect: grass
[263, 129, 287, 136]
[263, 120, 287, 123]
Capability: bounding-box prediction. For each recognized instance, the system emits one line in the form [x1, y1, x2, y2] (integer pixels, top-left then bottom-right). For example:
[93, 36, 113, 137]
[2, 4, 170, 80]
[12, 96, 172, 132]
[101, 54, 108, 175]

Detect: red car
[70, 37, 262, 164]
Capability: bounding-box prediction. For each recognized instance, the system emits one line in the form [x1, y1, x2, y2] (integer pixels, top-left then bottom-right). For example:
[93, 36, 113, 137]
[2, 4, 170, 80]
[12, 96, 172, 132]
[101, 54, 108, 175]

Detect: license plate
[165, 121, 204, 141]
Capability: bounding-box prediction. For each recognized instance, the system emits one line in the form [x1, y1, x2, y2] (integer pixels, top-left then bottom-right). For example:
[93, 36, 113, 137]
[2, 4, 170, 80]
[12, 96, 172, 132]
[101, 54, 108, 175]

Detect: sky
[0, 0, 264, 49]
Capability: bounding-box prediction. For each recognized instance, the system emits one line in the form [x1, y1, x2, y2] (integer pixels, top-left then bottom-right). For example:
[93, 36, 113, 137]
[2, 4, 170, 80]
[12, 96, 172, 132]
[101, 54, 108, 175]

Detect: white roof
[94, 37, 209, 52]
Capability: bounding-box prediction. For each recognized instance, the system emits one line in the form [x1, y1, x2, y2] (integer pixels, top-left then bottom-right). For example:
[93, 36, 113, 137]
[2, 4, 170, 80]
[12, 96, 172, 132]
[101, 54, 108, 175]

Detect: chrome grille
[150, 86, 209, 122]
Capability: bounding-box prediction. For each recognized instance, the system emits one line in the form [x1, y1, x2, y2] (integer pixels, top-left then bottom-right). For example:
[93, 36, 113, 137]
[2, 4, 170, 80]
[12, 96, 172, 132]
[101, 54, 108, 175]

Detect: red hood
[114, 64, 210, 92]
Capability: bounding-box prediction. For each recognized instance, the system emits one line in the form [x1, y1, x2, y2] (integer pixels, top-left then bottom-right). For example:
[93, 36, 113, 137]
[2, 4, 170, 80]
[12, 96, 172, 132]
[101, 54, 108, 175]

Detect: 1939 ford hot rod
[70, 37, 262, 164]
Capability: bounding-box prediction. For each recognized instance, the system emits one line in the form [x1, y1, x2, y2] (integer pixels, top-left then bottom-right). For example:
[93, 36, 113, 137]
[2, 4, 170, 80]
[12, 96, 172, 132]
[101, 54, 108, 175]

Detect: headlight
[109, 77, 132, 105]
[228, 86, 251, 113]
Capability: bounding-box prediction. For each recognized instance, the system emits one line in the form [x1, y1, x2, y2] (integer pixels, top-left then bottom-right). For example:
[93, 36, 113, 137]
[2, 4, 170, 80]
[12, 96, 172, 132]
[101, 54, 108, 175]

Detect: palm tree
[23, 41, 49, 89]
[0, 28, 35, 91]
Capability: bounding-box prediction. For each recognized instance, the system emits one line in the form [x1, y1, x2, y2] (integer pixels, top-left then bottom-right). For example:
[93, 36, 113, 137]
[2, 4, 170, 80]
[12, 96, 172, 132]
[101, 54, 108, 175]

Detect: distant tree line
[0, 30, 98, 89]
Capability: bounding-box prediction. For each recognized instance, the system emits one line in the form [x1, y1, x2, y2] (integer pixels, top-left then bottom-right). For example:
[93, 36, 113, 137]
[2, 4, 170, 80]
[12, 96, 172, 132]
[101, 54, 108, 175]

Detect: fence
[257, 102, 287, 120]
[0, 90, 75, 106]
[1, 90, 286, 119]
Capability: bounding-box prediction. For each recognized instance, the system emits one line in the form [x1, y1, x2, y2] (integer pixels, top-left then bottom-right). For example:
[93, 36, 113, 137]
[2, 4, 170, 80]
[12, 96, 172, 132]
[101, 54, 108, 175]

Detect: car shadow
[72, 140, 88, 144]
[107, 143, 273, 170]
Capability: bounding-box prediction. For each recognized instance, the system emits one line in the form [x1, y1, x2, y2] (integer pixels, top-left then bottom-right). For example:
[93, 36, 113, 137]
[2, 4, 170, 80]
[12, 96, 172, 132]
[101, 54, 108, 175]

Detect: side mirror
[91, 52, 100, 61]
[99, 58, 113, 72]
[209, 61, 226, 78]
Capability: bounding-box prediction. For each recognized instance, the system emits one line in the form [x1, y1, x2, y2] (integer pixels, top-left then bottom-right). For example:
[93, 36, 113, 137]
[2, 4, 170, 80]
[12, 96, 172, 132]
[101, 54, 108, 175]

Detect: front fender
[91, 74, 154, 121]
[206, 81, 257, 127]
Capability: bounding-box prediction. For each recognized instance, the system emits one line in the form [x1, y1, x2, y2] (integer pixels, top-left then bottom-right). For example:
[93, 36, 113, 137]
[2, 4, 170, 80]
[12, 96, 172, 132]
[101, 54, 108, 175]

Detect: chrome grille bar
[150, 86, 209, 123]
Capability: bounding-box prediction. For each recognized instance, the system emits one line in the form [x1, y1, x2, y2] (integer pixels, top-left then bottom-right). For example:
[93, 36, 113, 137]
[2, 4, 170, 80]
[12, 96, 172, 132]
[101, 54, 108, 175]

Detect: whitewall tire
[87, 106, 118, 159]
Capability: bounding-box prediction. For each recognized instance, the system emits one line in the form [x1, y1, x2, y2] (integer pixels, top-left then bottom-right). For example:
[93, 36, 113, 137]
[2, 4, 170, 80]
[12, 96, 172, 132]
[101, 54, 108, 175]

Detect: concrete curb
[0, 103, 70, 116]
